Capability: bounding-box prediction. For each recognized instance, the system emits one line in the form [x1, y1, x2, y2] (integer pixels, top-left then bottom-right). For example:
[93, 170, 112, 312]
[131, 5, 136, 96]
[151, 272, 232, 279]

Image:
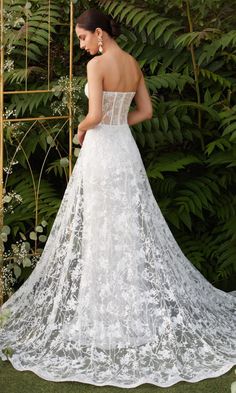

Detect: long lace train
[0, 86, 235, 387]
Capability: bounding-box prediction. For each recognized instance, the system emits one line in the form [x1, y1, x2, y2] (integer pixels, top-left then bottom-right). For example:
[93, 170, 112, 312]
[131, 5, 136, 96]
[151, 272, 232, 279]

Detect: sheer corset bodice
[84, 82, 136, 125]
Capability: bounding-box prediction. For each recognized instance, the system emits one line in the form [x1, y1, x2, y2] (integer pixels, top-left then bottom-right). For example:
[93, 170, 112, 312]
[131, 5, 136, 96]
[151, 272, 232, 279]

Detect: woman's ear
[95, 27, 103, 38]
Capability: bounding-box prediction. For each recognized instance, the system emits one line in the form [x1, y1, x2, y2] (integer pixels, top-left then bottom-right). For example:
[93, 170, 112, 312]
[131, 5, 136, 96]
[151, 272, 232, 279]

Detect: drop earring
[98, 36, 103, 54]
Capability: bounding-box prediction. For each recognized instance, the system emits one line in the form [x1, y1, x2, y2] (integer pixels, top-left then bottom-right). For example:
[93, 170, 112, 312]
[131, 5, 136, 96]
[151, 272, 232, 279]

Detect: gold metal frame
[0, 0, 75, 305]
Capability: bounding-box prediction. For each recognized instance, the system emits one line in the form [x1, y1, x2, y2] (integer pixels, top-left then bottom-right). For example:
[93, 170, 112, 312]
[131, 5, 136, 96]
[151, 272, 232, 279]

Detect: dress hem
[2, 357, 236, 389]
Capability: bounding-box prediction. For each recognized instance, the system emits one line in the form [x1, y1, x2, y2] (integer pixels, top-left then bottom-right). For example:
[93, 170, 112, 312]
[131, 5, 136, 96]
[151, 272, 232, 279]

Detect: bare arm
[127, 71, 153, 126]
[78, 57, 103, 132]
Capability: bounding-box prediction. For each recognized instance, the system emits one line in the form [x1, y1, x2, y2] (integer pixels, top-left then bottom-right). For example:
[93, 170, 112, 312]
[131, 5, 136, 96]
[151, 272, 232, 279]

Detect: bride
[0, 7, 236, 389]
[75, 10, 153, 145]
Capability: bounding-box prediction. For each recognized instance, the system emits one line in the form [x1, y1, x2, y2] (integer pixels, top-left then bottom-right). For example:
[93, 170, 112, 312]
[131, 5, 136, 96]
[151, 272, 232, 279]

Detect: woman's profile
[0, 7, 236, 389]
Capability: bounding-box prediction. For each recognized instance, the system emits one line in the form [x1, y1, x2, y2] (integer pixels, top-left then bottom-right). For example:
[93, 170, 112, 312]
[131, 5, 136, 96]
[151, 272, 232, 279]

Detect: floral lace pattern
[84, 82, 135, 125]
[0, 84, 236, 388]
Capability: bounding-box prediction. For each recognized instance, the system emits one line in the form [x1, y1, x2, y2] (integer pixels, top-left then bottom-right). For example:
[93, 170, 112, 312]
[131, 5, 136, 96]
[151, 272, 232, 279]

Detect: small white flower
[231, 381, 236, 393]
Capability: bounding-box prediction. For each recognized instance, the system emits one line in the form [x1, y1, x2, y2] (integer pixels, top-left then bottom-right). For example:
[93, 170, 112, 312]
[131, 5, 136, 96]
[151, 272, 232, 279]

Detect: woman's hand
[77, 127, 86, 146]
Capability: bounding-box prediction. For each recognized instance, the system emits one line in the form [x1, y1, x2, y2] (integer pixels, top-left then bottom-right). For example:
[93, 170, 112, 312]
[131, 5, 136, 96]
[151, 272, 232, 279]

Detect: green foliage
[2, 0, 236, 296]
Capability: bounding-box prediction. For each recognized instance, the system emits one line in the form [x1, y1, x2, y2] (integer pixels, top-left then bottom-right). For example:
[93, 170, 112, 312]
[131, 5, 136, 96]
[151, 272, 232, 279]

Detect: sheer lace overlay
[0, 83, 236, 388]
[84, 82, 135, 125]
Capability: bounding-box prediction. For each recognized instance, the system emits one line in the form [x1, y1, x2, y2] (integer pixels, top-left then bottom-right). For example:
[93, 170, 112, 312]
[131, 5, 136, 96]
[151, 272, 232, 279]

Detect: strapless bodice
[84, 82, 136, 125]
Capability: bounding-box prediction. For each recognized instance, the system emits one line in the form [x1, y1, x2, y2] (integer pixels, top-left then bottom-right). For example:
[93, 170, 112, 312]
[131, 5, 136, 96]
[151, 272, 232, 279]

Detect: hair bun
[109, 18, 121, 37]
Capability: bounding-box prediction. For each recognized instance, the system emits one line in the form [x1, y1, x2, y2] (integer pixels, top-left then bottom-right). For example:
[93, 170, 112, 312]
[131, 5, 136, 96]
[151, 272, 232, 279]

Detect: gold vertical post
[25, 5, 28, 90]
[0, 0, 4, 306]
[48, 0, 51, 90]
[68, 1, 74, 177]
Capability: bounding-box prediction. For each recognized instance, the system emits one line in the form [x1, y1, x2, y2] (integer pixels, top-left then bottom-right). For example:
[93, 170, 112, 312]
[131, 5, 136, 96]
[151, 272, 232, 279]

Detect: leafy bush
[2, 0, 236, 299]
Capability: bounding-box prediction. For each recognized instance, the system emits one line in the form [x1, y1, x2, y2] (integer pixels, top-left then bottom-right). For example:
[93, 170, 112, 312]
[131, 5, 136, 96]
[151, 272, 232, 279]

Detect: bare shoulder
[86, 56, 104, 79]
[88, 53, 112, 74]
[127, 52, 137, 62]
[87, 56, 101, 68]
[133, 57, 142, 72]
[118, 50, 143, 82]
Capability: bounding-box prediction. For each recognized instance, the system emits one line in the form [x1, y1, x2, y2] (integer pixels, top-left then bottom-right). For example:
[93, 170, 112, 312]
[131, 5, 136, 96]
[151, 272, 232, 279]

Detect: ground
[0, 361, 235, 393]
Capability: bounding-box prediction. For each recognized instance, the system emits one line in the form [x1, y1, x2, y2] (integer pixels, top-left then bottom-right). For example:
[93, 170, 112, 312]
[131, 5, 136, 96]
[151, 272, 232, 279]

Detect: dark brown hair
[75, 8, 121, 38]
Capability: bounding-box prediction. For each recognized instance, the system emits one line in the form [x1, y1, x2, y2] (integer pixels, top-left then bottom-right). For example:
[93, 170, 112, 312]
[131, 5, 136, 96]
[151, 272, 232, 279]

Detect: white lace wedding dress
[0, 82, 236, 388]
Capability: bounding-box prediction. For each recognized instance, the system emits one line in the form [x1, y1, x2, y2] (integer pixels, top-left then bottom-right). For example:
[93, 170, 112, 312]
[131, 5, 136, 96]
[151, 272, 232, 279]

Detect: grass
[0, 361, 235, 393]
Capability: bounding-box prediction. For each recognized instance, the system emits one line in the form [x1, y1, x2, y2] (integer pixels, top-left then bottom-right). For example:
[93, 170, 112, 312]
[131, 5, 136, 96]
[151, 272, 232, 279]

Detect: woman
[75, 10, 153, 146]
[0, 7, 236, 389]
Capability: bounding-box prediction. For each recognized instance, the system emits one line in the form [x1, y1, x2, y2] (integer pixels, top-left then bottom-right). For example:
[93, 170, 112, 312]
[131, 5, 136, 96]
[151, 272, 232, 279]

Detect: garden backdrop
[1, 0, 236, 307]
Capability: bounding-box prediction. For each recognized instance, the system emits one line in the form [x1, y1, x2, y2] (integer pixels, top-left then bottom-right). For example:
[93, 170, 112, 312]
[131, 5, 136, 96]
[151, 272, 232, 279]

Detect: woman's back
[88, 48, 152, 124]
[97, 49, 141, 92]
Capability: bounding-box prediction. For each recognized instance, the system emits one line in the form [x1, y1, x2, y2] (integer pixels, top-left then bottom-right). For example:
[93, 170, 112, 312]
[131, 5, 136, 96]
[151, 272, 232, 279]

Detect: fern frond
[98, 0, 181, 41]
[5, 171, 62, 232]
[200, 68, 231, 88]
[146, 73, 193, 92]
[4, 67, 47, 85]
[147, 152, 202, 178]
[205, 138, 232, 155]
